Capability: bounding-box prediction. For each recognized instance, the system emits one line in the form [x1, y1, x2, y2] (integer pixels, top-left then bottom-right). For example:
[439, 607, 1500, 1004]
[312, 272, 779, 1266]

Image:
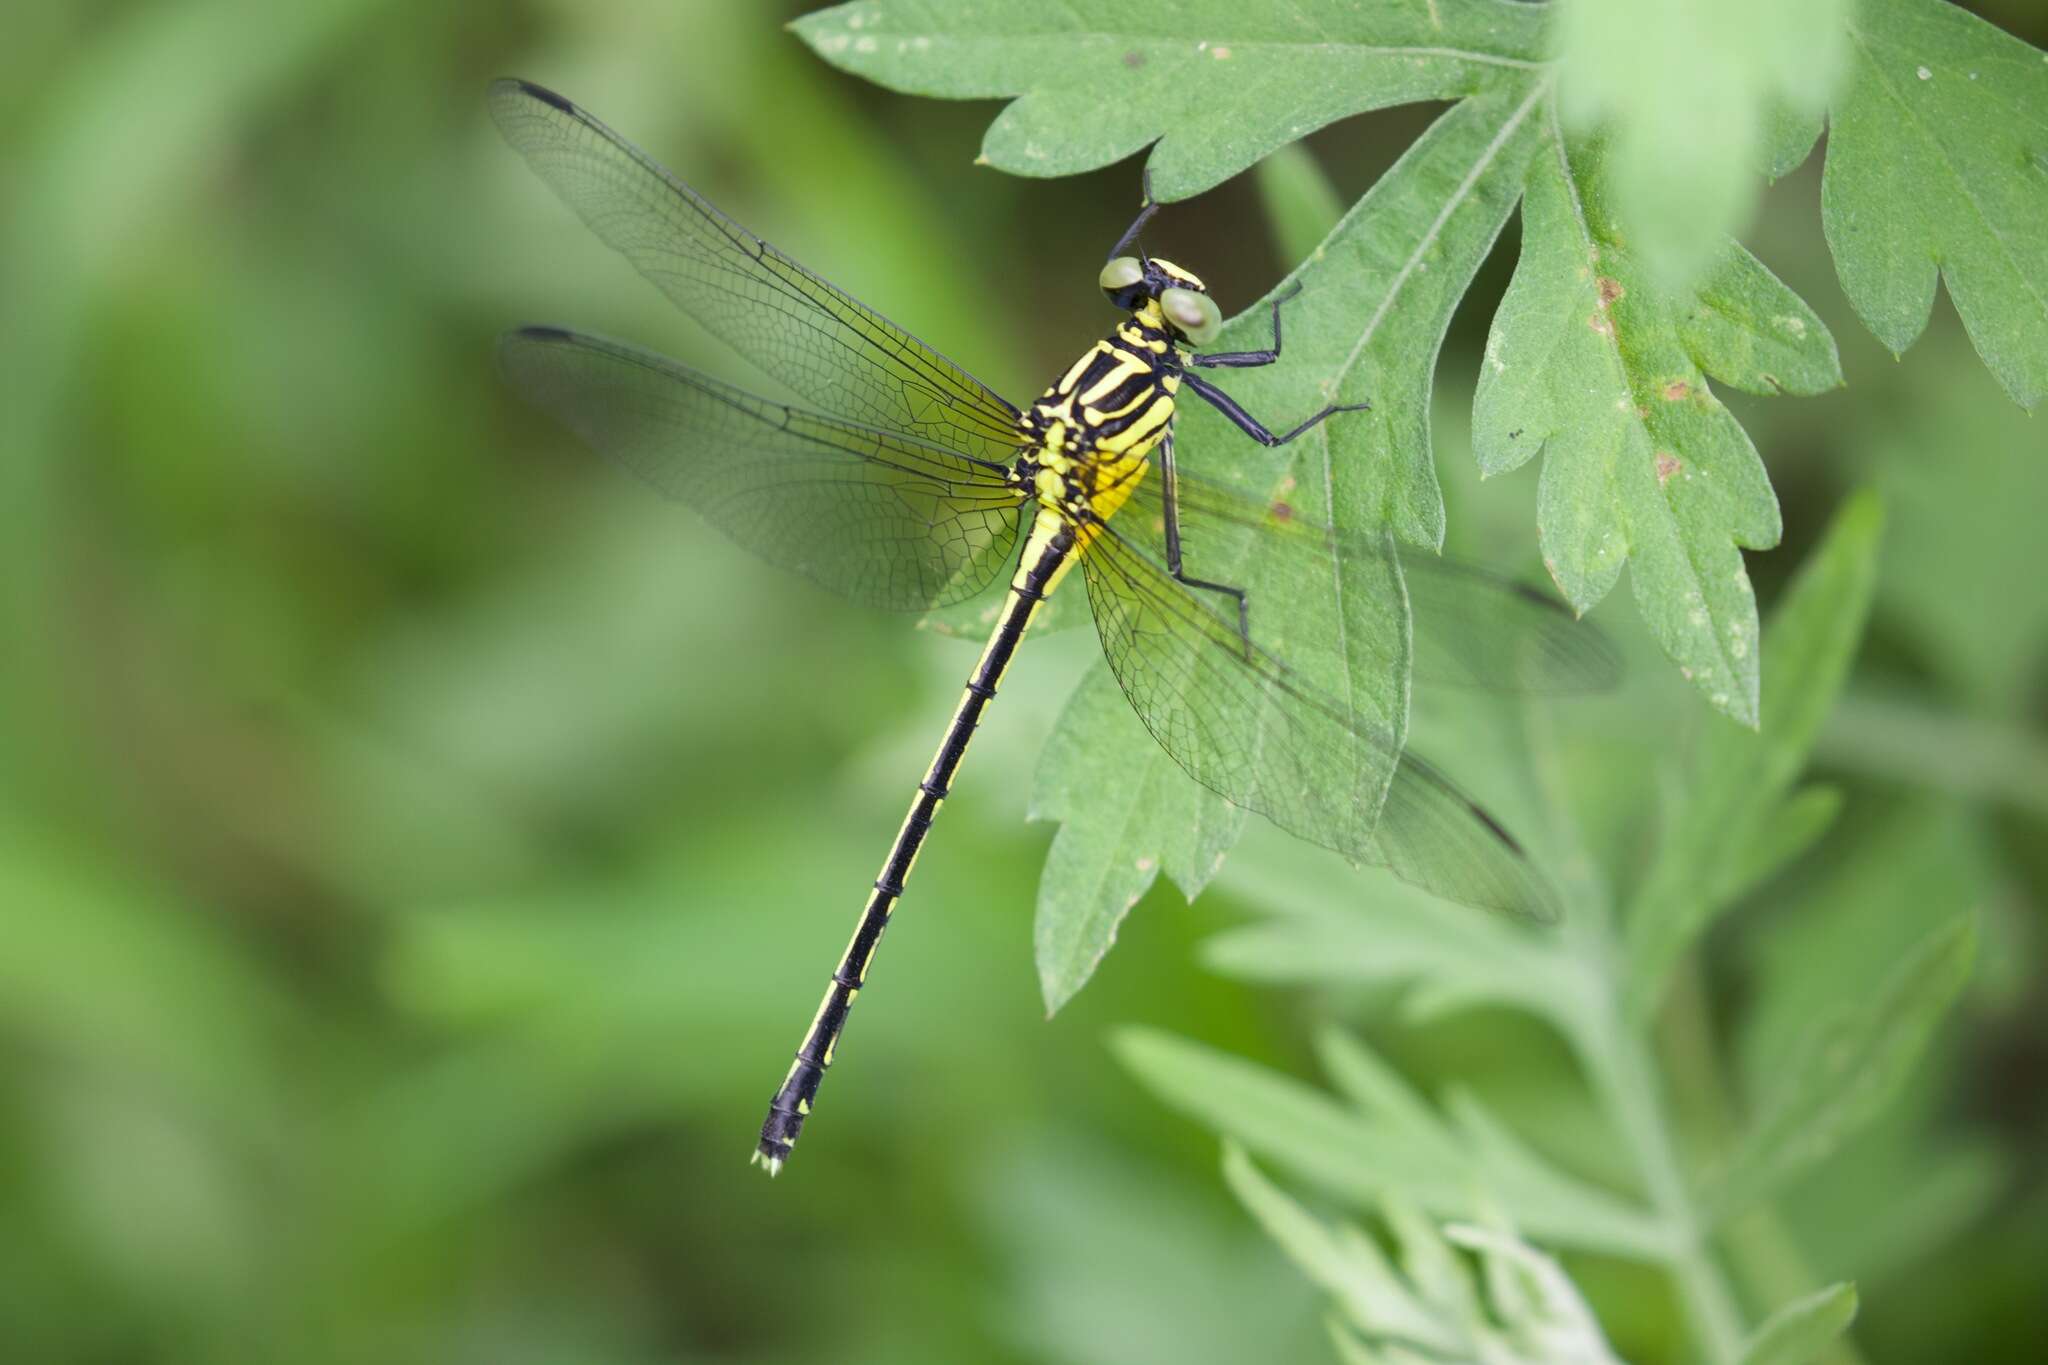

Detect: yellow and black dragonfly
[490, 79, 1617, 1175]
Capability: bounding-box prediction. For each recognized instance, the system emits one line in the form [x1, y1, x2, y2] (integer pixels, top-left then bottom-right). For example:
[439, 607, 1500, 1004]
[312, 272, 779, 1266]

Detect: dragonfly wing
[490, 79, 1028, 466]
[1122, 472, 1621, 694]
[1079, 519, 1558, 921]
[502, 326, 1026, 610]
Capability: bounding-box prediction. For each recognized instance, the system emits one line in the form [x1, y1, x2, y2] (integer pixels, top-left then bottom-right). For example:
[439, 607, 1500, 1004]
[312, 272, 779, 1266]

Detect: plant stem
[1817, 690, 2048, 817]
[1665, 963, 1873, 1365]
[1581, 1004, 1748, 1365]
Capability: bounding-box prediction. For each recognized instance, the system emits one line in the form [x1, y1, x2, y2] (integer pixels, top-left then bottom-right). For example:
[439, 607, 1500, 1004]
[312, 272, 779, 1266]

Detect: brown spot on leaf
[1123, 49, 1146, 67]
[1588, 312, 1613, 336]
[1269, 501, 1294, 522]
[1655, 452, 1681, 485]
[1663, 380, 1690, 401]
[1596, 276, 1624, 307]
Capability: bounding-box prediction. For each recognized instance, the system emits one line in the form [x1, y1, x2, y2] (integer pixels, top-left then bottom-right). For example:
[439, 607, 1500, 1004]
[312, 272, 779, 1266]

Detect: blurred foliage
[2, 2, 2044, 1364]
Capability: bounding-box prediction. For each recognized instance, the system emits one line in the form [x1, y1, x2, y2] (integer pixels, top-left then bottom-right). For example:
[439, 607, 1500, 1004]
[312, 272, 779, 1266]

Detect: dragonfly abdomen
[753, 520, 1076, 1174]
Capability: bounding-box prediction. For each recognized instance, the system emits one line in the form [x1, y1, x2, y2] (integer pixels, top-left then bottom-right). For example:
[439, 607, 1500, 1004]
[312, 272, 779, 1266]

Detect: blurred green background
[3, 2, 2044, 1361]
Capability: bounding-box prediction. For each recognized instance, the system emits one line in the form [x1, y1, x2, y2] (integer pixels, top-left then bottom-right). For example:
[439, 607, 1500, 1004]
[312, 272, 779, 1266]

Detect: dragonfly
[489, 79, 1618, 1176]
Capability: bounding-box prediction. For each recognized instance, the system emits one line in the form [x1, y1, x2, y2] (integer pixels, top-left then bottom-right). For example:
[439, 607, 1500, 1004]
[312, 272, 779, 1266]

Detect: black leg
[1189, 283, 1303, 369]
[1107, 169, 1159, 262]
[1158, 429, 1252, 656]
[1182, 371, 1371, 447]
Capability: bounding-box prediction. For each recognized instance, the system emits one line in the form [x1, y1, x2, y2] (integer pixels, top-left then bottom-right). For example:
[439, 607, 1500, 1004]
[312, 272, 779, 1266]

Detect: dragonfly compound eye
[1159, 287, 1221, 345]
[1098, 254, 1147, 307]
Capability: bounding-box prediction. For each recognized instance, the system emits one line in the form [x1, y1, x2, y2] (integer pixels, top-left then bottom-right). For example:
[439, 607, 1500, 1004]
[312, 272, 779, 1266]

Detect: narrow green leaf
[1201, 864, 1580, 1028]
[1822, 0, 2048, 408]
[1736, 1283, 1860, 1365]
[1553, 0, 1849, 285]
[1441, 1224, 1628, 1364]
[1115, 1027, 1667, 1258]
[1029, 667, 1243, 1015]
[1712, 783, 1843, 907]
[1705, 915, 1976, 1221]
[792, 0, 1548, 198]
[1475, 122, 1838, 725]
[1255, 142, 1344, 268]
[1229, 1146, 1627, 1364]
[1223, 1145, 1459, 1355]
[1625, 491, 1883, 1015]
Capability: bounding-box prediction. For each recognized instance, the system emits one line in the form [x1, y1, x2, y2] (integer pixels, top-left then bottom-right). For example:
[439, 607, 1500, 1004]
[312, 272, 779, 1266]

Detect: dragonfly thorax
[1020, 313, 1186, 488]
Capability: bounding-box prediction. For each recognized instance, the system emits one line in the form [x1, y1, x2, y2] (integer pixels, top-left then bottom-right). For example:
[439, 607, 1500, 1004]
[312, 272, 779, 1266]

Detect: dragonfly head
[1098, 255, 1221, 345]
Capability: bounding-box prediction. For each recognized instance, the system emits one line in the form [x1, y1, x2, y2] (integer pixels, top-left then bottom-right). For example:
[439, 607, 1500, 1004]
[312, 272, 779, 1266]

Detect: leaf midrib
[1329, 75, 1553, 389]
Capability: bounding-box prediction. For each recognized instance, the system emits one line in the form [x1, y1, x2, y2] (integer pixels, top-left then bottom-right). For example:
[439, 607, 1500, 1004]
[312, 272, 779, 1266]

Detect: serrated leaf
[1704, 915, 1976, 1222]
[1821, 0, 2048, 408]
[1029, 666, 1243, 1015]
[1553, 0, 1849, 285]
[1624, 491, 1882, 1016]
[1028, 86, 1547, 1009]
[1474, 121, 1839, 724]
[793, 0, 1548, 198]
[1736, 1283, 1859, 1365]
[1115, 1027, 1667, 1258]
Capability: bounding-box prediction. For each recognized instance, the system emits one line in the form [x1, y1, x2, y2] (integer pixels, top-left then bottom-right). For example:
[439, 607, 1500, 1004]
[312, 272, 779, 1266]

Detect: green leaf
[1227, 1145, 1628, 1364]
[1171, 81, 1549, 543]
[1553, 0, 1849, 285]
[1029, 666, 1243, 1015]
[1114, 1027, 1668, 1258]
[1255, 142, 1343, 268]
[1758, 100, 1825, 180]
[1624, 491, 1882, 1015]
[1704, 915, 1976, 1222]
[1712, 783, 1843, 908]
[1735, 802, 1993, 1085]
[792, 0, 1548, 198]
[1227, 1143, 1629, 1365]
[1474, 121, 1838, 725]
[1029, 87, 1546, 1008]
[1440, 1224, 1628, 1364]
[1202, 849, 1584, 1028]
[1821, 0, 2048, 408]
[1736, 1283, 1860, 1365]
[1222, 1145, 1466, 1357]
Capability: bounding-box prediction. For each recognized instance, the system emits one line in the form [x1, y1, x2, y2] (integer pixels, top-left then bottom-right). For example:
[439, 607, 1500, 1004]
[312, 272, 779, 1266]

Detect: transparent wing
[1079, 520, 1560, 921]
[502, 326, 1026, 610]
[1120, 472, 1621, 694]
[490, 79, 1028, 465]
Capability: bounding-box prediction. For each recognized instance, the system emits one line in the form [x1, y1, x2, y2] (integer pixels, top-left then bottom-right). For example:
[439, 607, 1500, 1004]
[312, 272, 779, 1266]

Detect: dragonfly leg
[1158, 428, 1253, 658]
[1182, 370, 1371, 447]
[1188, 283, 1304, 369]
